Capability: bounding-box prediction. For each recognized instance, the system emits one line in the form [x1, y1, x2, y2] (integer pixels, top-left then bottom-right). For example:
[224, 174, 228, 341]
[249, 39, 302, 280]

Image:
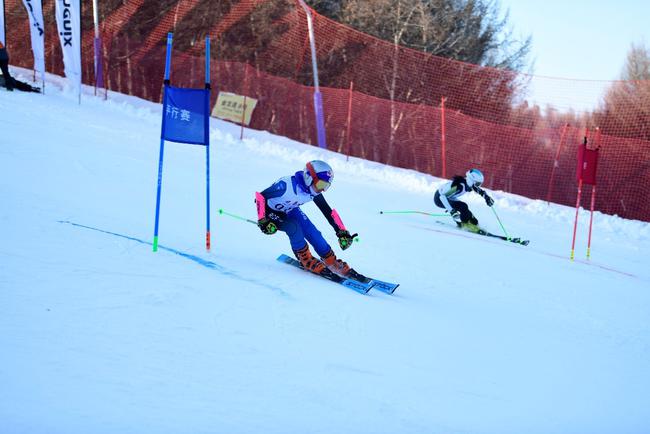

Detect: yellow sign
[212, 92, 258, 125]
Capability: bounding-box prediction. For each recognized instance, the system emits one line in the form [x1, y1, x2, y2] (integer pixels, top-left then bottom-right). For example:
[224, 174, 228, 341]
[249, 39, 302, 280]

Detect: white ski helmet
[466, 168, 484, 188]
[303, 160, 334, 193]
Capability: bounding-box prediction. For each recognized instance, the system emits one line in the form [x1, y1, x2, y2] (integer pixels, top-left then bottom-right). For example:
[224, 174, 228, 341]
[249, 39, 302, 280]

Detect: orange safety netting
[5, 0, 650, 221]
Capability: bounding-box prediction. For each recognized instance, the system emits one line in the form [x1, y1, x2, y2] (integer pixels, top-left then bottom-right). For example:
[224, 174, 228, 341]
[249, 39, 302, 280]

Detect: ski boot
[294, 245, 338, 279]
[321, 250, 370, 283]
[460, 222, 481, 233]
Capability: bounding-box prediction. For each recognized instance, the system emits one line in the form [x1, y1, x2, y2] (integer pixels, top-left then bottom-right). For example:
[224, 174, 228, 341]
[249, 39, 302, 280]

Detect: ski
[436, 221, 529, 246]
[368, 279, 400, 294]
[277, 254, 374, 294]
[325, 262, 399, 294]
[477, 230, 529, 246]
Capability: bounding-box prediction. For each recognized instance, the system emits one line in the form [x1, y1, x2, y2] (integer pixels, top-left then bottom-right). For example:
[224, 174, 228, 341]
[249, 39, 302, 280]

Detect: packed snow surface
[1, 71, 649, 434]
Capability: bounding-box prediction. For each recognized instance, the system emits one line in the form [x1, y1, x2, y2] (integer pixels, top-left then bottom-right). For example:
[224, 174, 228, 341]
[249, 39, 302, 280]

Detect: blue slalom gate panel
[162, 86, 209, 145]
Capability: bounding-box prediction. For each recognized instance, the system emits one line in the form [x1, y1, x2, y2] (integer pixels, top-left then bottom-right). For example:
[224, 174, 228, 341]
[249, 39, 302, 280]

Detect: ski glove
[450, 209, 462, 223]
[336, 230, 357, 250]
[257, 217, 278, 235]
[484, 195, 494, 207]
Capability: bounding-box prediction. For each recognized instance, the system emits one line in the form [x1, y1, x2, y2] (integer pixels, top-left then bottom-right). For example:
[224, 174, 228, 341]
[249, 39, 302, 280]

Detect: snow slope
[1, 71, 649, 434]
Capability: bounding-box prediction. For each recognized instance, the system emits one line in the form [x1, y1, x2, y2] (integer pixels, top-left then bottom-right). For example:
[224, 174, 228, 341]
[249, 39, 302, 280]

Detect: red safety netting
[5, 0, 650, 221]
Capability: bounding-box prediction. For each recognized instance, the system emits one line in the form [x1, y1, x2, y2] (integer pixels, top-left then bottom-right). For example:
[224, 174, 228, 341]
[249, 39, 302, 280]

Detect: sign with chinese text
[212, 92, 258, 125]
[162, 86, 208, 145]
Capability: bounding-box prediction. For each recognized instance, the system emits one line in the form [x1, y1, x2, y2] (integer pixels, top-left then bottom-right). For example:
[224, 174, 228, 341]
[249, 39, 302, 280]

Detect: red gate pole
[440, 96, 447, 178]
[585, 127, 601, 260]
[570, 178, 583, 261]
[546, 122, 569, 204]
[345, 81, 354, 161]
[586, 185, 596, 260]
[571, 130, 589, 261]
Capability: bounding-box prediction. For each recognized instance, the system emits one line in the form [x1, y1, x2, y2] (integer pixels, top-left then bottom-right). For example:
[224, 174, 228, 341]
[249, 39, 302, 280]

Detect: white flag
[1, 0, 6, 46]
[21, 0, 45, 81]
[55, 0, 81, 95]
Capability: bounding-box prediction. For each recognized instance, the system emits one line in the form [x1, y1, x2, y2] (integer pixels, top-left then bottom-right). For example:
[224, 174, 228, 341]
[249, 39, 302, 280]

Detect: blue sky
[501, 0, 649, 79]
[499, 0, 650, 109]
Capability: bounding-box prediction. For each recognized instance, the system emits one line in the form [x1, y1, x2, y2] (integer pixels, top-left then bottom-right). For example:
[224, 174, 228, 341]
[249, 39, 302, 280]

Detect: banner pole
[92, 0, 104, 96]
[297, 0, 327, 149]
[1, 0, 5, 46]
[78, 0, 82, 105]
[205, 37, 211, 251]
[153, 33, 173, 252]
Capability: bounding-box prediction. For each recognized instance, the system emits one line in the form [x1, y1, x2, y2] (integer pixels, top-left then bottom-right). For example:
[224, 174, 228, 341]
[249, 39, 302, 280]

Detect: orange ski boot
[322, 250, 370, 282]
[294, 244, 327, 274]
[321, 249, 351, 276]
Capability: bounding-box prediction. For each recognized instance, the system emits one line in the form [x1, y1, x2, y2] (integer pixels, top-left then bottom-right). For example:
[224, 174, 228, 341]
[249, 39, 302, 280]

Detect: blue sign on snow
[161, 86, 209, 145]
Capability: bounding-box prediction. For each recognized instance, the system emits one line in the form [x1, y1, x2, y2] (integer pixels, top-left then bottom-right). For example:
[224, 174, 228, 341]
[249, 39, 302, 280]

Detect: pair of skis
[438, 221, 529, 246]
[277, 254, 399, 295]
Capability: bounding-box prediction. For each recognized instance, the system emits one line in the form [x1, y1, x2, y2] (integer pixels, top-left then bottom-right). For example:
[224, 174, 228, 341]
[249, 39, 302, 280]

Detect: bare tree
[307, 0, 531, 71]
[335, 0, 425, 162]
[306, 0, 531, 162]
[621, 42, 650, 81]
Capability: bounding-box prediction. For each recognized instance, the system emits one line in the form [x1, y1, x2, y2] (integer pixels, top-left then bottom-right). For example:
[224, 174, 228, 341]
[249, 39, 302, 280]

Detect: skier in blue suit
[255, 160, 361, 279]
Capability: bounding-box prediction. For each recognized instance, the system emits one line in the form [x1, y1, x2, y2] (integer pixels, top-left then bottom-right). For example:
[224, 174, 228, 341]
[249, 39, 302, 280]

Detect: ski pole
[218, 208, 359, 241]
[218, 208, 278, 234]
[218, 208, 257, 225]
[490, 206, 510, 238]
[379, 210, 450, 217]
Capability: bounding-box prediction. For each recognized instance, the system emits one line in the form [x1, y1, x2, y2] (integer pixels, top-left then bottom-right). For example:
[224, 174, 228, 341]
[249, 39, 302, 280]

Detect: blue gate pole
[153, 32, 174, 252]
[204, 37, 211, 251]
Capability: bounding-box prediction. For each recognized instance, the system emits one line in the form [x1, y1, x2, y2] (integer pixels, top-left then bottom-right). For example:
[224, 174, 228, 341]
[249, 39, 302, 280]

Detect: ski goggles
[306, 163, 331, 192]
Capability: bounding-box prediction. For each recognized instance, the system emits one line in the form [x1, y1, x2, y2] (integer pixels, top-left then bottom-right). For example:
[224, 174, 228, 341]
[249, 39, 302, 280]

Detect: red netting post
[546, 122, 569, 204]
[102, 32, 109, 100]
[345, 81, 354, 161]
[440, 96, 447, 178]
